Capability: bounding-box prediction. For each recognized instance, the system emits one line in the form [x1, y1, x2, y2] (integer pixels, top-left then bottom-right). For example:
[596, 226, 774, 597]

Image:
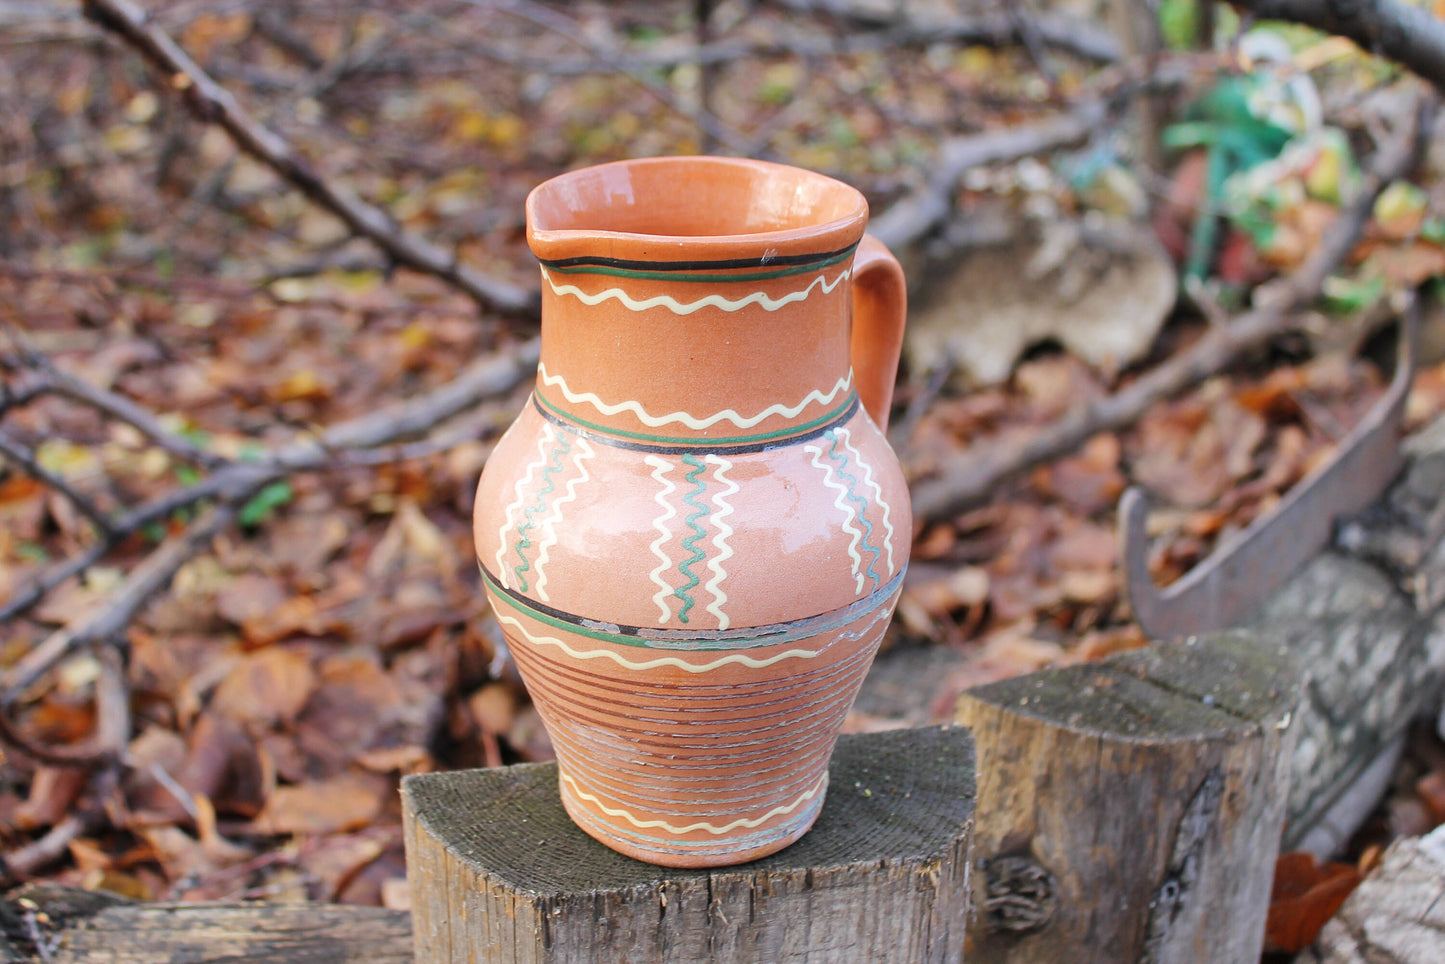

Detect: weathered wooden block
[955, 631, 1298, 964]
[402, 726, 974, 964]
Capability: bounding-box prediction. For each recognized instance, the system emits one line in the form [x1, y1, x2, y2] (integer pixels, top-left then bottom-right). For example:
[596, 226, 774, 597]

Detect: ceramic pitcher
[473, 156, 911, 867]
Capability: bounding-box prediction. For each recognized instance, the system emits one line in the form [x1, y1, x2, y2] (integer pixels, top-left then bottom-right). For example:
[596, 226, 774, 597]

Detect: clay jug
[473, 156, 910, 867]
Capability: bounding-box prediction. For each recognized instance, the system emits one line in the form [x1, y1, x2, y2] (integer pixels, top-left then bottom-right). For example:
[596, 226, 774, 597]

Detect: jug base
[559, 770, 828, 868]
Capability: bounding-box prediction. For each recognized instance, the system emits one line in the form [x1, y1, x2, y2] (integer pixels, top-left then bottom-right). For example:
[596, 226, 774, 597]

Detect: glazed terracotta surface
[474, 157, 910, 867]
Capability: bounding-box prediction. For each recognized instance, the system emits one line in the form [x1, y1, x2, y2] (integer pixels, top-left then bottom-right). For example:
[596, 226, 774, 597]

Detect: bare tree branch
[0, 337, 540, 697]
[11, 353, 223, 468]
[909, 89, 1436, 522]
[466, 0, 756, 156]
[78, 0, 540, 318]
[0, 646, 128, 767]
[1235, 0, 1445, 93]
[767, 0, 1120, 63]
[0, 429, 114, 537]
[0, 768, 116, 885]
[871, 100, 1110, 252]
[0, 504, 235, 708]
[0, 810, 104, 885]
[462, 8, 1120, 75]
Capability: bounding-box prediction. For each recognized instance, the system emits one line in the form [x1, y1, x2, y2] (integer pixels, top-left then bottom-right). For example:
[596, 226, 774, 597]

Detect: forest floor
[3, 0, 1445, 951]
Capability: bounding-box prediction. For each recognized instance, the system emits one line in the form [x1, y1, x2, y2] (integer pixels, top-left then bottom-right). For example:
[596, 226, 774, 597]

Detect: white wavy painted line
[539, 364, 851, 432]
[702, 455, 738, 630]
[496, 614, 824, 673]
[495, 424, 555, 591]
[542, 266, 851, 316]
[560, 770, 828, 836]
[531, 437, 595, 603]
[643, 455, 679, 624]
[835, 428, 896, 577]
[805, 444, 865, 594]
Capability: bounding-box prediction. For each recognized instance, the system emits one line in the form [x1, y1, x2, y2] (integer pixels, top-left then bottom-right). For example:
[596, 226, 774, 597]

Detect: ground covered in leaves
[3, 0, 1445, 944]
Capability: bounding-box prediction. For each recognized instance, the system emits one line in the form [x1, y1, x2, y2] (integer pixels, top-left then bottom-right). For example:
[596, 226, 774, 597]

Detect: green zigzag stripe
[512, 433, 570, 592]
[826, 431, 880, 588]
[673, 453, 708, 624]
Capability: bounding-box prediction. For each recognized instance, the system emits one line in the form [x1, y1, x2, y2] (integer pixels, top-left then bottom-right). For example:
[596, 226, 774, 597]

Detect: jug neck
[533, 248, 859, 450]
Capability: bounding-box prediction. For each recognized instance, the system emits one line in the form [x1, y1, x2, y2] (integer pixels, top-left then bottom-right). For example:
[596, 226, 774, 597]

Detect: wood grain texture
[955, 632, 1298, 964]
[0, 886, 411, 963]
[403, 726, 974, 964]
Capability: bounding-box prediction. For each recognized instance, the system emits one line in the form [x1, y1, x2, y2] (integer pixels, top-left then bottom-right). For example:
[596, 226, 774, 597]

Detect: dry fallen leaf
[1264, 851, 1362, 954]
[253, 772, 389, 837]
[209, 647, 317, 730]
[1031, 433, 1125, 514]
[15, 766, 88, 831]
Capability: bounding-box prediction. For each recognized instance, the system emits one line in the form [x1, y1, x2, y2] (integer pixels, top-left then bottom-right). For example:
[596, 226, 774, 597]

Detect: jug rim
[526, 156, 869, 271]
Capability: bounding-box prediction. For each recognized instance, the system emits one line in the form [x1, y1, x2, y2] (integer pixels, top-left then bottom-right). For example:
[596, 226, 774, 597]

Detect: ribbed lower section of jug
[488, 585, 899, 867]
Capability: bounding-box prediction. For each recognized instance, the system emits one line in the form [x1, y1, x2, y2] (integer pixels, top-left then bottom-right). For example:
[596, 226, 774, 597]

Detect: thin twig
[910, 89, 1436, 522]
[15, 354, 222, 468]
[0, 338, 540, 692]
[0, 811, 103, 886]
[79, 0, 538, 318]
[1, 504, 236, 707]
[0, 646, 129, 766]
[766, 0, 1120, 63]
[0, 429, 114, 537]
[456, 7, 1119, 75]
[870, 99, 1111, 252]
[0, 771, 114, 886]
[467, 0, 756, 156]
[1008, 1, 1060, 86]
[0, 543, 113, 626]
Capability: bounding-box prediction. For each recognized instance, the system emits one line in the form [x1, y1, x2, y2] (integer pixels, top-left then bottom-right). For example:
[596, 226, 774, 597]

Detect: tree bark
[954, 632, 1298, 963]
[0, 886, 411, 964]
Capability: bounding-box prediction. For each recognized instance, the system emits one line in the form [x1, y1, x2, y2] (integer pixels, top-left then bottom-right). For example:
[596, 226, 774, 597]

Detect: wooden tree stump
[954, 632, 1298, 963]
[402, 726, 974, 964]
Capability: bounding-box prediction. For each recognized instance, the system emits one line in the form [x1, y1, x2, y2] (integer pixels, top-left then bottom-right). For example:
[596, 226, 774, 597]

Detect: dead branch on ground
[768, 0, 1118, 63]
[461, 7, 1119, 75]
[0, 337, 539, 765]
[870, 100, 1110, 252]
[459, 0, 756, 156]
[78, 0, 539, 319]
[910, 89, 1437, 523]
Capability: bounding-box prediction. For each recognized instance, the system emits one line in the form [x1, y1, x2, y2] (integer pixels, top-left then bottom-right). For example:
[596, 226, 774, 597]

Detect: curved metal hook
[1121, 307, 1417, 640]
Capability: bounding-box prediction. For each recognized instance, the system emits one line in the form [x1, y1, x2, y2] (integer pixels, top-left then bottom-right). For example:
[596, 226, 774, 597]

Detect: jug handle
[850, 233, 907, 433]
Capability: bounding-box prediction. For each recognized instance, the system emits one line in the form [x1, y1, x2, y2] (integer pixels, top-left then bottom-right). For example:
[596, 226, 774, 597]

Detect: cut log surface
[403, 726, 975, 964]
[0, 885, 411, 963]
[954, 631, 1298, 964]
[1296, 825, 1445, 964]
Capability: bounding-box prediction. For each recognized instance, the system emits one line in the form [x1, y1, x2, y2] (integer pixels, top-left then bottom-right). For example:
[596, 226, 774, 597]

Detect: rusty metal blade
[1121, 309, 1416, 640]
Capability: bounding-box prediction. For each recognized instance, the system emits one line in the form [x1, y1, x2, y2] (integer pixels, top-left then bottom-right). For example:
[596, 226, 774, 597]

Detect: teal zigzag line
[826, 431, 880, 589]
[512, 433, 570, 592]
[672, 453, 708, 624]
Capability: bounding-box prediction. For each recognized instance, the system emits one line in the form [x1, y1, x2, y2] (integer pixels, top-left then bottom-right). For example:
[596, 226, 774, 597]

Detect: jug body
[473, 157, 911, 867]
